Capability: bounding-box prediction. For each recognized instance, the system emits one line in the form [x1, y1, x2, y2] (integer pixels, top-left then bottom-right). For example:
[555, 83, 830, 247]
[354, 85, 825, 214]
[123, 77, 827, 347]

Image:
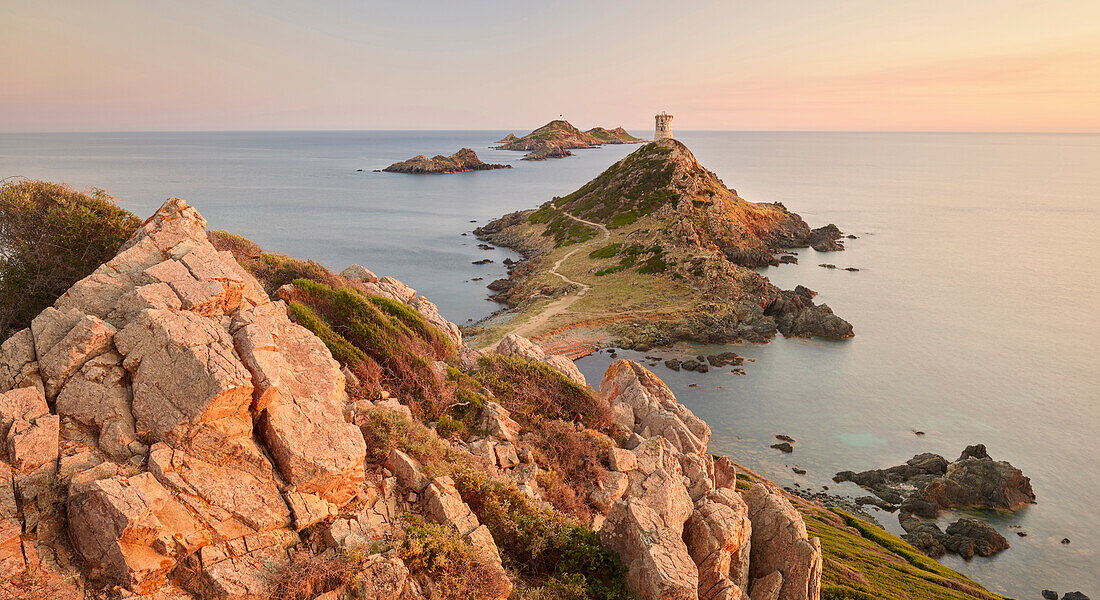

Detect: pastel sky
[3, 0, 1099, 132]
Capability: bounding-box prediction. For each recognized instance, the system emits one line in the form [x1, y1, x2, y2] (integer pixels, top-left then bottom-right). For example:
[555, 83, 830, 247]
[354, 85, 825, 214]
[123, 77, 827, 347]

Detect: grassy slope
[465, 213, 701, 351]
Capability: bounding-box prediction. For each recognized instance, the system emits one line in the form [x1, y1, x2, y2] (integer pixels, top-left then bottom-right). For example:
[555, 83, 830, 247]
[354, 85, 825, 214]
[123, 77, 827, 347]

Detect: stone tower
[654, 112, 673, 141]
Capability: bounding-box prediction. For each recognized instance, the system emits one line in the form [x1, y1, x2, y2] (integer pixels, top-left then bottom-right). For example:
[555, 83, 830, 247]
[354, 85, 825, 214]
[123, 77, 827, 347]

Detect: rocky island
[835, 444, 1034, 559]
[382, 148, 511, 174]
[0, 180, 1009, 600]
[496, 119, 644, 160]
[467, 115, 853, 355]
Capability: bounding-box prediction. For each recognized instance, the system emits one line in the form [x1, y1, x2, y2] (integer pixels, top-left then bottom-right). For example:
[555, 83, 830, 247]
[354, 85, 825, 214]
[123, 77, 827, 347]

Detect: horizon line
[2, 128, 1098, 135]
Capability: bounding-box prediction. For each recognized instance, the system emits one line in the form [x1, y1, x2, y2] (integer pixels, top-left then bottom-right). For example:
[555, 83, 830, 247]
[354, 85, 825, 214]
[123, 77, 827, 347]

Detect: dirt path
[502, 213, 609, 342]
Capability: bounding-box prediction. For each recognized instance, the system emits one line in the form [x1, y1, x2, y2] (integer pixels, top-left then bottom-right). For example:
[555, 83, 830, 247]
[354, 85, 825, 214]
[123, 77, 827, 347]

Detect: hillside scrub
[358, 408, 630, 600]
[288, 278, 455, 417]
[209, 229, 341, 294]
[0, 179, 140, 339]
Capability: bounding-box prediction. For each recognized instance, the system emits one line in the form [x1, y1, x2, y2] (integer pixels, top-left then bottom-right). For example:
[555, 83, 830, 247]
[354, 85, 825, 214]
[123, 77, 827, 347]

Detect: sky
[2, 0, 1099, 132]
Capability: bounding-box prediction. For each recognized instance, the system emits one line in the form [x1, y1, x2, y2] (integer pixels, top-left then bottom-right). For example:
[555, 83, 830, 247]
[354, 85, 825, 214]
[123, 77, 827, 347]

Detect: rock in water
[382, 148, 511, 174]
[941, 518, 1009, 558]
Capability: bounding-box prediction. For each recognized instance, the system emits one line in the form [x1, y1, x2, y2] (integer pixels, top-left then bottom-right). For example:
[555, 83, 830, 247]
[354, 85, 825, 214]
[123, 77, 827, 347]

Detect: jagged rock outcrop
[765, 286, 853, 340]
[600, 360, 710, 454]
[598, 360, 821, 600]
[1, 198, 368, 597]
[382, 148, 511, 174]
[744, 484, 822, 600]
[834, 444, 1034, 516]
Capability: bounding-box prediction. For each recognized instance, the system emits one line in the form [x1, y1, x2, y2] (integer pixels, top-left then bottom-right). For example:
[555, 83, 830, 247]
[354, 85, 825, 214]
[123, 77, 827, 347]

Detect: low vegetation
[359, 408, 630, 600]
[527, 205, 599, 247]
[0, 179, 141, 339]
[553, 142, 680, 224]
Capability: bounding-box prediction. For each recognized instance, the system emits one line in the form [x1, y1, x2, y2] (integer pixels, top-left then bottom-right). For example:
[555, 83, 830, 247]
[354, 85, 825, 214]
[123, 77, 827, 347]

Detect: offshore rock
[382, 148, 511, 174]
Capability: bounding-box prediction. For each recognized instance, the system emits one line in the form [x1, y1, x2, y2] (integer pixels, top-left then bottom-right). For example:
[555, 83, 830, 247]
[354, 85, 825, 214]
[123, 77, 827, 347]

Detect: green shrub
[607, 212, 638, 228]
[288, 279, 455, 417]
[588, 243, 622, 259]
[401, 518, 511, 600]
[0, 179, 140, 339]
[473, 354, 612, 431]
[358, 408, 630, 600]
[530, 420, 612, 519]
[207, 229, 340, 295]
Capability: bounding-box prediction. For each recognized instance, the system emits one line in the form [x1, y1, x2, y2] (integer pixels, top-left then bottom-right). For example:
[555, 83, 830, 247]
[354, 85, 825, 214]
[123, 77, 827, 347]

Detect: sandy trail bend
[503, 213, 609, 342]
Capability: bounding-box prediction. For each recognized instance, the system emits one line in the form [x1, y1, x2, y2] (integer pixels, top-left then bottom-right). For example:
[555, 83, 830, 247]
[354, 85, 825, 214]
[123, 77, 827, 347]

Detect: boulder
[0, 328, 40, 393]
[337, 555, 411, 600]
[749, 571, 783, 600]
[479, 402, 521, 444]
[610, 447, 638, 472]
[941, 518, 1009, 558]
[600, 499, 699, 600]
[0, 387, 49, 439]
[684, 489, 752, 600]
[236, 305, 366, 505]
[67, 472, 209, 587]
[0, 517, 25, 578]
[341, 264, 377, 282]
[627, 437, 694, 535]
[114, 308, 255, 461]
[55, 351, 137, 459]
[495, 333, 587, 387]
[148, 444, 290, 534]
[744, 484, 821, 600]
[6, 413, 59, 473]
[285, 491, 337, 531]
[600, 360, 710, 455]
[33, 311, 116, 399]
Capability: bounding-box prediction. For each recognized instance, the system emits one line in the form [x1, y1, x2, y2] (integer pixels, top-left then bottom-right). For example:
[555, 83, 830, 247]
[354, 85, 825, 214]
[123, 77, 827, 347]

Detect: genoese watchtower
[654, 112, 673, 141]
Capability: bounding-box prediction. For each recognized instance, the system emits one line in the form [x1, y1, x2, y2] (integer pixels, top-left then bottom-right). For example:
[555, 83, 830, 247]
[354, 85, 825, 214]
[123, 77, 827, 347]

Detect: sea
[2, 130, 1097, 598]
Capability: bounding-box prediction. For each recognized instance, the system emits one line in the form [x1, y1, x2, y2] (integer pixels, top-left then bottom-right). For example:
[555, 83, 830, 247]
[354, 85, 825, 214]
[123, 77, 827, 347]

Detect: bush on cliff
[209, 229, 341, 294]
[0, 179, 140, 340]
[473, 354, 612, 431]
[288, 278, 456, 417]
[358, 408, 630, 600]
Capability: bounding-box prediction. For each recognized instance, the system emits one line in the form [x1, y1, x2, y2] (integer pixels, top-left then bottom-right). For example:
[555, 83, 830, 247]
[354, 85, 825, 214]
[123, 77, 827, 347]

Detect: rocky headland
[0, 196, 1008, 600]
[496, 120, 644, 160]
[467, 138, 853, 354]
[834, 445, 1034, 559]
[382, 148, 511, 174]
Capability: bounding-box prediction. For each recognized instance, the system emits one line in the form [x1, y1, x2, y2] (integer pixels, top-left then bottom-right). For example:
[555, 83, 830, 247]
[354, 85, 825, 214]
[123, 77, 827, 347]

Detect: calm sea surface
[2, 130, 1097, 597]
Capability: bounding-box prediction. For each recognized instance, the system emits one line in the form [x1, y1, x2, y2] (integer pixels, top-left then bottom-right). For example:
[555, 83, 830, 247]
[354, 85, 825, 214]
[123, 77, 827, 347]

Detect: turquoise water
[2, 131, 1098, 597]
